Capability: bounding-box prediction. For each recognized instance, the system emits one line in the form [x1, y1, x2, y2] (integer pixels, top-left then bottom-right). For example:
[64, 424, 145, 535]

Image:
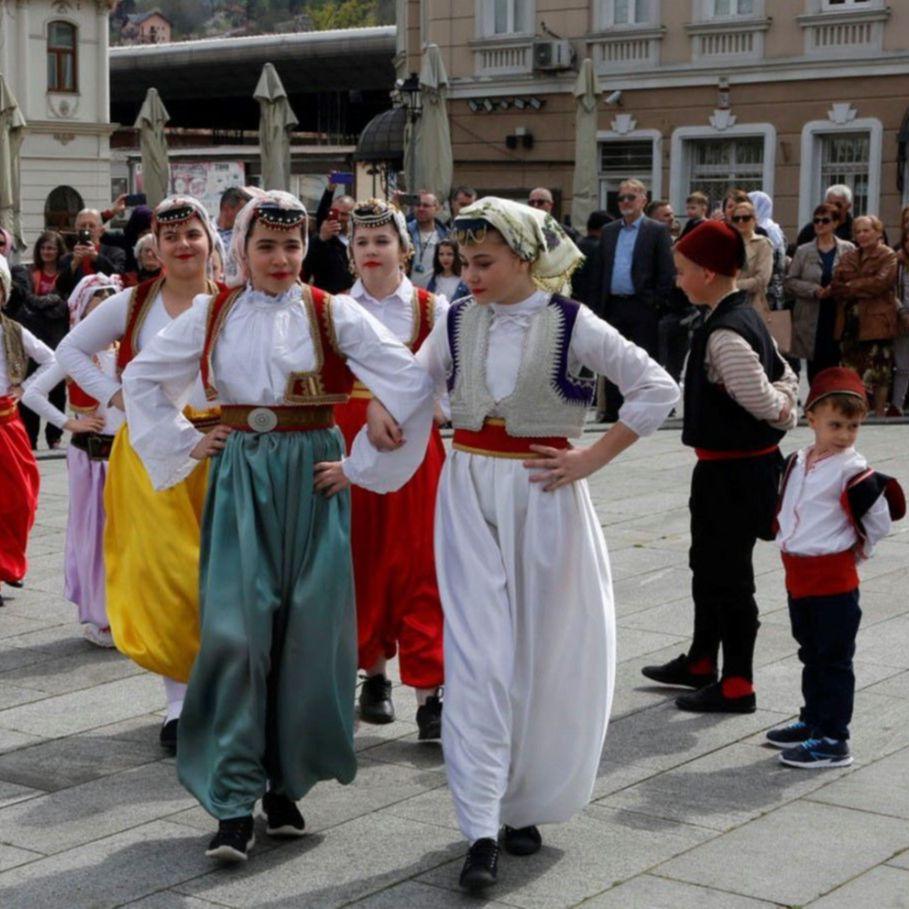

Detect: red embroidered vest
[409, 287, 436, 352]
[200, 284, 355, 404]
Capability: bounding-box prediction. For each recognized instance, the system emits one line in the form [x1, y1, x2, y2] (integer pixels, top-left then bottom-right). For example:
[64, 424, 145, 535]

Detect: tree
[309, 0, 380, 30]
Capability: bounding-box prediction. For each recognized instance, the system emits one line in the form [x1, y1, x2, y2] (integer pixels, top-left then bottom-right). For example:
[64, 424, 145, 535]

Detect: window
[819, 133, 870, 215]
[599, 0, 652, 26]
[480, 0, 532, 36]
[824, 0, 871, 7]
[47, 21, 77, 92]
[44, 185, 84, 232]
[599, 140, 655, 213]
[687, 137, 764, 204]
[712, 0, 754, 15]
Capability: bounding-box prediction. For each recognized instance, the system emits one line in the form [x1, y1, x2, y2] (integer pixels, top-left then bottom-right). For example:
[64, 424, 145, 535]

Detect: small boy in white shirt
[770, 367, 904, 768]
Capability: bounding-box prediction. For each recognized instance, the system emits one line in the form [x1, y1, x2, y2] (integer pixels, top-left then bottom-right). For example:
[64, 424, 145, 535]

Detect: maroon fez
[805, 367, 867, 411]
[675, 220, 746, 277]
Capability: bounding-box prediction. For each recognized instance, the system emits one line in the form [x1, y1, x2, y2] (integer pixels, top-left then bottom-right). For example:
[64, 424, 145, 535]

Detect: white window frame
[477, 0, 535, 38]
[597, 0, 656, 29]
[597, 129, 663, 208]
[798, 117, 882, 226]
[821, 0, 875, 9]
[669, 123, 776, 214]
[804, 0, 883, 11]
[696, 0, 762, 20]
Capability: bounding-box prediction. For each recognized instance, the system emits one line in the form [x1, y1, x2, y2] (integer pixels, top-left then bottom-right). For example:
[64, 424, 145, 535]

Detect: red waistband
[452, 419, 569, 460]
[0, 396, 18, 424]
[781, 549, 859, 598]
[695, 444, 779, 461]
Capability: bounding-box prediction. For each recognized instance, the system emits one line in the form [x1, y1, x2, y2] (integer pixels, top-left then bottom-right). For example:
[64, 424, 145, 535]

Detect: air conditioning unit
[532, 39, 574, 71]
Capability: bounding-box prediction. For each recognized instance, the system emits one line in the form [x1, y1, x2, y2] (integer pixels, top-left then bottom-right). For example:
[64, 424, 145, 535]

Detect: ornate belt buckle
[247, 407, 278, 433]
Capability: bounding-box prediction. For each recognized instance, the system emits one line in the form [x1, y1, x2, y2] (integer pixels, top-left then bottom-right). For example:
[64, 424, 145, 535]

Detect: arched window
[44, 185, 84, 233]
[47, 21, 78, 93]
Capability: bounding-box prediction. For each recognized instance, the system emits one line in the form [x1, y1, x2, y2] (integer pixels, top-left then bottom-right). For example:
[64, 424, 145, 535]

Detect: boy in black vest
[642, 221, 798, 712]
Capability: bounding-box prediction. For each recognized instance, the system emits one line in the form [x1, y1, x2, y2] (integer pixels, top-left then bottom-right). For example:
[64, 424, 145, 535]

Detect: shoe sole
[779, 754, 853, 769]
[357, 710, 395, 725]
[417, 726, 441, 741]
[266, 824, 306, 837]
[676, 701, 756, 714]
[205, 835, 255, 862]
[765, 737, 811, 749]
[641, 672, 717, 690]
[459, 874, 496, 892]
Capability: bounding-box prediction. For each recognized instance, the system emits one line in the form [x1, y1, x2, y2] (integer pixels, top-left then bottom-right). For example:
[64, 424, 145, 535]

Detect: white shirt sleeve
[331, 294, 435, 494]
[21, 360, 69, 430]
[56, 292, 128, 407]
[121, 301, 208, 490]
[859, 493, 892, 560]
[21, 327, 55, 368]
[571, 305, 679, 437]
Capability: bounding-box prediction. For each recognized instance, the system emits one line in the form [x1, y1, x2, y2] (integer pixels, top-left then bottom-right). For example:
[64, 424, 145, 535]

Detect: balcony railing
[586, 28, 664, 73]
[798, 8, 889, 56]
[686, 19, 770, 63]
[473, 39, 534, 77]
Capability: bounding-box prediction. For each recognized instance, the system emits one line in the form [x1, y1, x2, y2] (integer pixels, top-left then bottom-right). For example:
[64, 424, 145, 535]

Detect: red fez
[675, 220, 745, 276]
[805, 367, 867, 411]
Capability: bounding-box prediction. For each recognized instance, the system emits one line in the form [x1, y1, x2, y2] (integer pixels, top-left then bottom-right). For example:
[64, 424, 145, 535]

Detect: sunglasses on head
[731, 214, 753, 223]
[814, 217, 833, 225]
[617, 194, 637, 203]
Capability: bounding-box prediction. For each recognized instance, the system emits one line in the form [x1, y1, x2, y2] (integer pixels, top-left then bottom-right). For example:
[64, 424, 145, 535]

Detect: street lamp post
[396, 72, 422, 193]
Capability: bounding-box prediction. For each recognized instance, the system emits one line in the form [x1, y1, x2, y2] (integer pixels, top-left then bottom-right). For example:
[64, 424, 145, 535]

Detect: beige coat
[737, 233, 774, 315]
[784, 237, 855, 359]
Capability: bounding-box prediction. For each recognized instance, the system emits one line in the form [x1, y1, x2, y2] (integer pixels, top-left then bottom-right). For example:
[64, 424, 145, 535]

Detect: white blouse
[21, 351, 125, 436]
[416, 291, 679, 437]
[122, 284, 434, 492]
[776, 446, 892, 559]
[1, 323, 54, 397]
[55, 287, 209, 411]
[349, 276, 448, 346]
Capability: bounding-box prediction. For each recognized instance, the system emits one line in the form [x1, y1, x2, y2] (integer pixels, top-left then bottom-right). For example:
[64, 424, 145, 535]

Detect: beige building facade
[399, 0, 909, 237]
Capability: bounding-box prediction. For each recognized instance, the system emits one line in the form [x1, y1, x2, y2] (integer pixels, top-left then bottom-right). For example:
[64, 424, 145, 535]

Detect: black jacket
[55, 250, 119, 299]
[302, 187, 353, 294]
[9, 265, 69, 348]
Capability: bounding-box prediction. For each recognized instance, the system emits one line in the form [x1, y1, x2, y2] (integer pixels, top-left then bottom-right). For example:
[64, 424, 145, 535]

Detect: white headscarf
[153, 195, 218, 253]
[67, 273, 123, 327]
[350, 198, 413, 256]
[228, 188, 308, 288]
[748, 191, 786, 254]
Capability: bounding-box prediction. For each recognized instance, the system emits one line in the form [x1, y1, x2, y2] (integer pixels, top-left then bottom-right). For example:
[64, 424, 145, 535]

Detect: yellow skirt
[103, 424, 208, 682]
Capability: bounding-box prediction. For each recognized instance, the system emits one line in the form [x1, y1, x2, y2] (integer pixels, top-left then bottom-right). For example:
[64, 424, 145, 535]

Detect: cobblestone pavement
[1, 426, 908, 908]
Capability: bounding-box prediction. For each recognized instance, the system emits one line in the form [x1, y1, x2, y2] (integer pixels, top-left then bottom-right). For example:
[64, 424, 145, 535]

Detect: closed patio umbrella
[134, 88, 171, 207]
[254, 63, 299, 192]
[412, 45, 452, 205]
[0, 75, 26, 250]
[571, 58, 600, 234]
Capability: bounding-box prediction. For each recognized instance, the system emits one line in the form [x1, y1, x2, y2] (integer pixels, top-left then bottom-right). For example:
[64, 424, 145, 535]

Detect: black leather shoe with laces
[641, 653, 717, 689]
[676, 681, 756, 713]
[262, 791, 305, 837]
[416, 693, 442, 740]
[205, 816, 255, 862]
[459, 837, 499, 892]
[159, 719, 178, 756]
[502, 824, 542, 856]
[359, 673, 394, 724]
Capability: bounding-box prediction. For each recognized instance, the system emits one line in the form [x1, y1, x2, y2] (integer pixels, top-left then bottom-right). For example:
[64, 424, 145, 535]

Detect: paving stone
[0, 844, 43, 874]
[346, 880, 517, 907]
[864, 670, 909, 699]
[809, 865, 909, 908]
[0, 684, 47, 711]
[0, 727, 43, 756]
[0, 762, 194, 854]
[889, 848, 909, 870]
[613, 626, 687, 662]
[654, 800, 909, 905]
[808, 747, 909, 820]
[416, 805, 713, 909]
[0, 646, 141, 696]
[856, 615, 909, 669]
[0, 643, 55, 674]
[0, 779, 44, 809]
[0, 820, 214, 909]
[356, 733, 447, 771]
[121, 893, 228, 909]
[580, 874, 777, 907]
[0, 613, 53, 640]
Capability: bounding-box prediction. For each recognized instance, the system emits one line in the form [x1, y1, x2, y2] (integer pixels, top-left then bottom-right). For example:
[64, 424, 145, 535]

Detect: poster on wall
[169, 162, 247, 218]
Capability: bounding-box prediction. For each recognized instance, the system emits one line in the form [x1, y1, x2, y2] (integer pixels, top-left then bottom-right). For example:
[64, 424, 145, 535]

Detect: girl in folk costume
[21, 274, 123, 646]
[414, 198, 678, 892]
[56, 197, 222, 754]
[335, 199, 447, 738]
[122, 190, 434, 863]
[0, 255, 51, 604]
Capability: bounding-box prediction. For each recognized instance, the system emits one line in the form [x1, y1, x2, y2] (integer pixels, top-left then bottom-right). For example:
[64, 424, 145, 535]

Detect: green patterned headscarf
[453, 196, 583, 294]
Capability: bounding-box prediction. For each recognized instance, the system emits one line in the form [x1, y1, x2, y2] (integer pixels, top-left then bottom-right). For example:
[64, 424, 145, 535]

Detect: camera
[77, 229, 93, 246]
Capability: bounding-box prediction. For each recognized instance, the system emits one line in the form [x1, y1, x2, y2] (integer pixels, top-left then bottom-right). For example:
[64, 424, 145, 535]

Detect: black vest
[682, 291, 786, 452]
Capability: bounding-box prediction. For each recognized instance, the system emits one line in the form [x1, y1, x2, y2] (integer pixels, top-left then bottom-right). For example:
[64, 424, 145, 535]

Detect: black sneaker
[159, 718, 178, 755]
[676, 681, 756, 714]
[502, 825, 542, 856]
[416, 692, 442, 741]
[459, 837, 499, 892]
[779, 737, 853, 769]
[359, 673, 394, 725]
[205, 816, 255, 862]
[641, 654, 717, 689]
[262, 791, 305, 837]
[766, 720, 812, 749]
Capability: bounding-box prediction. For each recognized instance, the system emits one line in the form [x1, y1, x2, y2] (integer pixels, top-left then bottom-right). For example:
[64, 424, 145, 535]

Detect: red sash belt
[695, 444, 779, 461]
[781, 549, 859, 598]
[452, 418, 569, 460]
[0, 396, 18, 424]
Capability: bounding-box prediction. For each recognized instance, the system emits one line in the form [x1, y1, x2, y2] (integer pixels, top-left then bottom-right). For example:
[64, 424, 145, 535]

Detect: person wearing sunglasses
[730, 202, 773, 319]
[785, 203, 855, 382]
[527, 188, 553, 213]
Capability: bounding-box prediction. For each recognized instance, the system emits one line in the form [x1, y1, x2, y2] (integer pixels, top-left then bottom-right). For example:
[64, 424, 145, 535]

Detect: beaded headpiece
[152, 196, 217, 252]
[254, 203, 307, 232]
[350, 199, 412, 254]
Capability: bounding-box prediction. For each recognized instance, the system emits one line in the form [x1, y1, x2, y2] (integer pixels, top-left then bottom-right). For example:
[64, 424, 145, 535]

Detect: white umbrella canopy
[134, 88, 171, 207]
[412, 44, 452, 205]
[571, 58, 600, 234]
[0, 75, 27, 250]
[254, 63, 299, 192]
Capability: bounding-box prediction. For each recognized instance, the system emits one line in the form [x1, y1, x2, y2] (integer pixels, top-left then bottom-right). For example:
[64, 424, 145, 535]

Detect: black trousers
[602, 297, 659, 416]
[18, 360, 65, 449]
[808, 301, 841, 383]
[789, 590, 861, 741]
[688, 451, 782, 681]
[657, 312, 690, 383]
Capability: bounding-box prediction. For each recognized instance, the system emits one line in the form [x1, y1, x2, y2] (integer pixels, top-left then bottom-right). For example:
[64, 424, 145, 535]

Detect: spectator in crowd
[303, 182, 356, 293]
[646, 199, 674, 229]
[10, 230, 69, 448]
[407, 191, 449, 289]
[527, 187, 554, 213]
[133, 234, 162, 285]
[785, 203, 854, 382]
[426, 237, 468, 302]
[571, 209, 612, 306]
[892, 211, 909, 414]
[749, 190, 788, 311]
[215, 187, 251, 284]
[730, 200, 773, 316]
[450, 185, 477, 219]
[55, 209, 119, 298]
[100, 206, 153, 277]
[830, 215, 900, 416]
[796, 185, 856, 247]
[679, 191, 709, 239]
[594, 178, 675, 420]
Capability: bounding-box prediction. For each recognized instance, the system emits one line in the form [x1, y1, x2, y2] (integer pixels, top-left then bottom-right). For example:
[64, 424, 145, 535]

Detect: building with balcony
[399, 0, 909, 236]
